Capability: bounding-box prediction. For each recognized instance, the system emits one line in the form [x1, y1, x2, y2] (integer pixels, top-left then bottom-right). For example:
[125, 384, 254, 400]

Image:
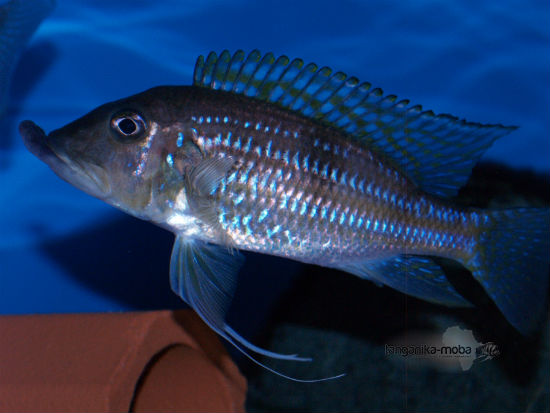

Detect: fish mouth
[19, 120, 111, 199]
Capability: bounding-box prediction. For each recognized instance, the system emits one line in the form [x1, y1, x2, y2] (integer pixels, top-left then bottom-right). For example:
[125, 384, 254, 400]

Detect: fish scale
[186, 88, 476, 264]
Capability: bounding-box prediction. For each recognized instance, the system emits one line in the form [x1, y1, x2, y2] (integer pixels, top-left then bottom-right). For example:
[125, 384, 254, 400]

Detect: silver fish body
[166, 87, 476, 266]
[20, 50, 550, 380]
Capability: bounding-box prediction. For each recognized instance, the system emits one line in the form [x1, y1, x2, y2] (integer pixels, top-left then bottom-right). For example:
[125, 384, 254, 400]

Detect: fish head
[19, 87, 186, 220]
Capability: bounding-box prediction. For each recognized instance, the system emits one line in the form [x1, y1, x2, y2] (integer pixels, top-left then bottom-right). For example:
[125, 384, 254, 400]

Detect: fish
[0, 0, 55, 117]
[20, 50, 550, 380]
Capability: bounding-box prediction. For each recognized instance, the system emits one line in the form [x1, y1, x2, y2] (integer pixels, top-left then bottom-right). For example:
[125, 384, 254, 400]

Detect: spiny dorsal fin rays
[193, 49, 517, 198]
[170, 236, 345, 382]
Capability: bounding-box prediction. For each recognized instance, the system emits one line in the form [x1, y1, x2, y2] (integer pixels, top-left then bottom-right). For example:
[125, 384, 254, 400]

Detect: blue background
[1, 0, 549, 320]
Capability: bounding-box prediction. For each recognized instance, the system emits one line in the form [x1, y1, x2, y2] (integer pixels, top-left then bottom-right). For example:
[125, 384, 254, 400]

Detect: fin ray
[338, 255, 470, 306]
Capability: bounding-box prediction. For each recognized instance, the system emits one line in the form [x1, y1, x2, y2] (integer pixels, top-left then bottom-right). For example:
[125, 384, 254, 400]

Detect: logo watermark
[385, 326, 500, 371]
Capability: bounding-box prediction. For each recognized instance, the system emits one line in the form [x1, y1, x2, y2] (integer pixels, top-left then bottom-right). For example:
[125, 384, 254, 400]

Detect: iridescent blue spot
[442, 210, 449, 222]
[302, 155, 310, 171]
[266, 225, 281, 238]
[244, 121, 250, 128]
[329, 210, 337, 223]
[283, 130, 289, 137]
[349, 175, 357, 190]
[313, 138, 320, 147]
[374, 187, 380, 198]
[244, 137, 252, 152]
[309, 206, 318, 218]
[166, 153, 174, 167]
[233, 137, 241, 150]
[233, 193, 245, 205]
[283, 151, 290, 165]
[300, 201, 308, 215]
[242, 214, 252, 225]
[330, 168, 338, 182]
[323, 143, 330, 151]
[348, 214, 355, 226]
[176, 132, 184, 148]
[274, 150, 281, 160]
[274, 127, 280, 134]
[255, 146, 262, 156]
[223, 116, 229, 123]
[339, 172, 347, 186]
[357, 217, 363, 228]
[266, 140, 272, 157]
[312, 160, 319, 174]
[258, 209, 269, 222]
[390, 193, 396, 205]
[283, 229, 292, 244]
[373, 220, 380, 231]
[222, 132, 231, 146]
[265, 126, 270, 133]
[269, 179, 277, 193]
[226, 171, 237, 184]
[292, 152, 300, 169]
[232, 215, 240, 228]
[255, 122, 261, 130]
[215, 133, 222, 146]
[206, 116, 211, 124]
[339, 212, 346, 225]
[321, 164, 329, 179]
[382, 190, 389, 202]
[249, 174, 258, 192]
[321, 206, 328, 219]
[366, 218, 372, 230]
[290, 198, 298, 212]
[198, 116, 204, 124]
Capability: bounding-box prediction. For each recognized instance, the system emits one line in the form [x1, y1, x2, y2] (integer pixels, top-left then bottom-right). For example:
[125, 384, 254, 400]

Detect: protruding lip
[19, 120, 56, 161]
[19, 120, 110, 199]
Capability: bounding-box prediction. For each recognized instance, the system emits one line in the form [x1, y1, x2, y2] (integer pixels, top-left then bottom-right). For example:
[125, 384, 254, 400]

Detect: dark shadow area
[40, 214, 185, 310]
[0, 41, 57, 168]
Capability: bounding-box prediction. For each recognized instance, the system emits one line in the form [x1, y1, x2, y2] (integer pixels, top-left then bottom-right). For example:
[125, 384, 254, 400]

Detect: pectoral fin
[170, 235, 341, 381]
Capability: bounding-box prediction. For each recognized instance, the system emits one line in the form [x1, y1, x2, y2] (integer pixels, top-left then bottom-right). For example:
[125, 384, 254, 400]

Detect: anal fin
[338, 255, 470, 306]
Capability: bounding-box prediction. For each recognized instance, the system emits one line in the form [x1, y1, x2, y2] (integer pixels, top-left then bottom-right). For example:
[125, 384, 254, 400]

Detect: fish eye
[110, 111, 147, 143]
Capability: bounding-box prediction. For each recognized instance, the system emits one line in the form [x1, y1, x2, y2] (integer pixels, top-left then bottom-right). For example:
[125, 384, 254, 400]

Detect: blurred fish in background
[0, 0, 54, 119]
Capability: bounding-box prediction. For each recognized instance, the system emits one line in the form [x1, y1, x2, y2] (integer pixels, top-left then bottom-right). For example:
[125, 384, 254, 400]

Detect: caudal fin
[466, 208, 549, 334]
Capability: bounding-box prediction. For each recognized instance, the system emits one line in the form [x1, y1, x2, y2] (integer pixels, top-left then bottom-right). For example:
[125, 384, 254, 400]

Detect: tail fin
[466, 208, 549, 334]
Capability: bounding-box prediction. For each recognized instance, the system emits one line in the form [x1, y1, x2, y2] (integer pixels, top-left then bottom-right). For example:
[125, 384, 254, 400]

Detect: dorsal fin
[193, 50, 517, 197]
